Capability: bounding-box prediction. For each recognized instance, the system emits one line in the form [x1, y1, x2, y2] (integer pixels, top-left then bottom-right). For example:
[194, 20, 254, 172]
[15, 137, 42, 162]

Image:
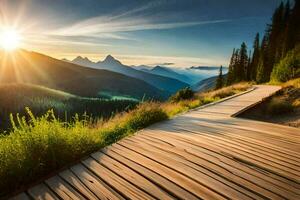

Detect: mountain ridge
[68, 55, 189, 93]
[0, 49, 168, 100]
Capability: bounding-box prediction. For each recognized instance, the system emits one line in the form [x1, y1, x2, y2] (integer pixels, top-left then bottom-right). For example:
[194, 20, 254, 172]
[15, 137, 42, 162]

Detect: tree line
[216, 0, 300, 88]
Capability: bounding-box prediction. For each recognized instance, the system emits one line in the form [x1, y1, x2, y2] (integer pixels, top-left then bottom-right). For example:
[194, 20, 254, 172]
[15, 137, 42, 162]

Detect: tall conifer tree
[215, 65, 223, 89]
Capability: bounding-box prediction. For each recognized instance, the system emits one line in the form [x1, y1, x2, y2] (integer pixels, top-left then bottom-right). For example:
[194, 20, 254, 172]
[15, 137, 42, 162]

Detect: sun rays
[0, 28, 21, 51]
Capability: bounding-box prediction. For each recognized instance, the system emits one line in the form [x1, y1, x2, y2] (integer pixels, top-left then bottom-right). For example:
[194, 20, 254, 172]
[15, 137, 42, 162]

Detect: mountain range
[69, 55, 189, 93]
[0, 50, 167, 100]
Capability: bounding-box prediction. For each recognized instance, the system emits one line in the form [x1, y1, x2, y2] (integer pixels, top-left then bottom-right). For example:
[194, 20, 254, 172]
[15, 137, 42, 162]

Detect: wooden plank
[9, 193, 31, 200]
[28, 183, 60, 200]
[150, 130, 300, 183]
[143, 131, 300, 191]
[45, 176, 85, 200]
[101, 147, 199, 200]
[119, 140, 255, 200]
[196, 129, 300, 167]
[111, 143, 224, 200]
[125, 137, 294, 199]
[70, 164, 123, 199]
[59, 169, 99, 200]
[133, 135, 266, 199]
[81, 157, 156, 200]
[91, 151, 174, 200]
[138, 134, 300, 198]
[172, 126, 300, 171]
[170, 117, 300, 145]
[168, 120, 300, 157]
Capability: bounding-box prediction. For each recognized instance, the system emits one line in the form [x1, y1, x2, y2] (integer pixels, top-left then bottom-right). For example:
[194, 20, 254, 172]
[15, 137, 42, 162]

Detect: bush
[266, 98, 294, 115]
[170, 87, 194, 102]
[0, 109, 101, 196]
[271, 46, 300, 82]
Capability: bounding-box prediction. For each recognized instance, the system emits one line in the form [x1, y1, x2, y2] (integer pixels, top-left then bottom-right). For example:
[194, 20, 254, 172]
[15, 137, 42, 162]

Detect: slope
[192, 74, 228, 92]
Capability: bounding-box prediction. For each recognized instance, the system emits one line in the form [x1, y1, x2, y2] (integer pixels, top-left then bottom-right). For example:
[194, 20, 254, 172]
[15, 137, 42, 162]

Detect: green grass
[0, 82, 251, 197]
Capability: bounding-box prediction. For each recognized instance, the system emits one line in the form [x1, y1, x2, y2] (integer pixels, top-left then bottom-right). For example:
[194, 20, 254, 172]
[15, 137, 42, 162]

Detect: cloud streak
[51, 17, 230, 38]
[48, 0, 231, 41]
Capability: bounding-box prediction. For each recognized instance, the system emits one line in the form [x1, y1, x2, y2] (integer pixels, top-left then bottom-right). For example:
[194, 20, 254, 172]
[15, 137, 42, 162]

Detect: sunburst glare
[0, 28, 21, 51]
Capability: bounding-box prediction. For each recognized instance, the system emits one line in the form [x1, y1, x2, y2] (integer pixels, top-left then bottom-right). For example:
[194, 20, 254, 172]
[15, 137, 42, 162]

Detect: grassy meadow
[0, 82, 251, 197]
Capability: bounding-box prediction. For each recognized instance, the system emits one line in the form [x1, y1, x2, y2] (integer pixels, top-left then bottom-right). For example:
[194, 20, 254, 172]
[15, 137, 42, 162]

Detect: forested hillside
[226, 0, 300, 85]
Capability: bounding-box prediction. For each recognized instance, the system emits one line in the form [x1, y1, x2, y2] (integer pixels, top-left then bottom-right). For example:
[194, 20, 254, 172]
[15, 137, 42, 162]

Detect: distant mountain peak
[102, 55, 122, 65]
[73, 56, 92, 62]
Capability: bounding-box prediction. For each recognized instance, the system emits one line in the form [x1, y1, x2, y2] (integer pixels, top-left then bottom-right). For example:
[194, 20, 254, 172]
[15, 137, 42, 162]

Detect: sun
[0, 28, 21, 51]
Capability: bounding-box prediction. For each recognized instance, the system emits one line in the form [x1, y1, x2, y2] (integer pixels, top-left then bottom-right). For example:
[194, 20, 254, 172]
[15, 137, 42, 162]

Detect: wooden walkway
[11, 85, 300, 200]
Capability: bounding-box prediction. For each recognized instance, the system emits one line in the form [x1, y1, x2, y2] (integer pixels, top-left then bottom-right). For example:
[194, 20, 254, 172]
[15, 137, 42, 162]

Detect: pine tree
[250, 33, 260, 80]
[226, 48, 235, 85]
[233, 49, 240, 82]
[256, 35, 269, 83]
[236, 42, 248, 82]
[285, 0, 300, 52]
[215, 65, 223, 89]
[246, 50, 252, 81]
[266, 2, 285, 80]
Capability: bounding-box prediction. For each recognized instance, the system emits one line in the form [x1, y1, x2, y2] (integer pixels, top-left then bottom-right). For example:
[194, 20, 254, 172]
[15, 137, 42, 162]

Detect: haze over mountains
[0, 48, 224, 105]
[140, 66, 193, 84]
[68, 55, 225, 87]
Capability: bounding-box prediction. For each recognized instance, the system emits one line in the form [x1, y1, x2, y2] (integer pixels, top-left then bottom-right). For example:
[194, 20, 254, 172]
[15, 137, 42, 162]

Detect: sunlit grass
[0, 82, 251, 197]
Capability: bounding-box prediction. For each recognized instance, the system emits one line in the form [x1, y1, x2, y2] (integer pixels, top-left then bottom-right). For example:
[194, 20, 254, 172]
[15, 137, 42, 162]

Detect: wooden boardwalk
[11, 85, 300, 200]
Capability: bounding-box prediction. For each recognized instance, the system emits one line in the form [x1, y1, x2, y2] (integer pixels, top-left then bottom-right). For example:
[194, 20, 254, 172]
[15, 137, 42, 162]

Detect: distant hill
[0, 83, 137, 130]
[192, 74, 228, 92]
[0, 50, 167, 100]
[141, 66, 192, 84]
[70, 55, 189, 93]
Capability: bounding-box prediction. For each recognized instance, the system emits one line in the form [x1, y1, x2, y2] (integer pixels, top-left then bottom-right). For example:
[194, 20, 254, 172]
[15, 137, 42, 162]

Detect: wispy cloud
[51, 18, 229, 37]
[48, 0, 230, 40]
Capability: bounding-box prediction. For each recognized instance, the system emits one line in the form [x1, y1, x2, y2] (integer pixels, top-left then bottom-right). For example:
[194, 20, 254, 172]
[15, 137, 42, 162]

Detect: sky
[0, 0, 282, 67]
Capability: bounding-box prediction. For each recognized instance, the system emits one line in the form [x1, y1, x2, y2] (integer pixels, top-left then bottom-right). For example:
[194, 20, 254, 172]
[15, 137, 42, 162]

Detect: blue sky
[0, 0, 282, 67]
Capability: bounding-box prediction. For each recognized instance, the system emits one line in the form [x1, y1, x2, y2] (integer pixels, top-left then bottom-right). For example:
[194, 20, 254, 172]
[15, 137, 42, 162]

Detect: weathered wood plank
[139, 133, 300, 198]
[143, 131, 300, 191]
[91, 151, 174, 200]
[81, 157, 156, 200]
[111, 143, 224, 199]
[45, 176, 85, 200]
[59, 169, 99, 200]
[70, 164, 123, 199]
[101, 147, 199, 200]
[118, 140, 254, 200]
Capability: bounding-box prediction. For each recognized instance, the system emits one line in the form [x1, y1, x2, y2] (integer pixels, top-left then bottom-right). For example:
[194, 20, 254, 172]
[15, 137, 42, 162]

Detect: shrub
[0, 109, 101, 196]
[271, 46, 300, 82]
[170, 87, 194, 102]
[266, 98, 294, 115]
